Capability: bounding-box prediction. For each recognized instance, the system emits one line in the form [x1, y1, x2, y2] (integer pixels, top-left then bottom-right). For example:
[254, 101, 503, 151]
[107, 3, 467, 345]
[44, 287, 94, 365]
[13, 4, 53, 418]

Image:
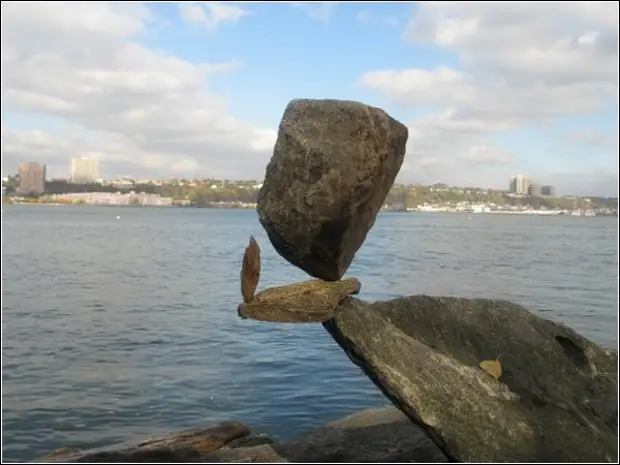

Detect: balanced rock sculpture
[237, 99, 407, 323]
[257, 98, 408, 281]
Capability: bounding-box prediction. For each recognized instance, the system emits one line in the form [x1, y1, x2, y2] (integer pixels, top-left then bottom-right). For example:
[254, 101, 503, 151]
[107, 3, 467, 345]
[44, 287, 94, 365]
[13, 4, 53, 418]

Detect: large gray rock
[257, 99, 408, 281]
[324, 296, 618, 463]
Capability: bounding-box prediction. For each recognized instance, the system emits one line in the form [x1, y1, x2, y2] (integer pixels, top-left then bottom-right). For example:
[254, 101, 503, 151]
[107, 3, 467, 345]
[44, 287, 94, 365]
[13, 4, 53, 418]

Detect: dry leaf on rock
[479, 358, 502, 380]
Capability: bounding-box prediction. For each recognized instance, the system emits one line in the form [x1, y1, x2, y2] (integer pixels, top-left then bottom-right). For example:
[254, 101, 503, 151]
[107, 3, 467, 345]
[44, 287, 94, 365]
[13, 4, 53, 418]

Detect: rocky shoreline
[40, 407, 448, 463]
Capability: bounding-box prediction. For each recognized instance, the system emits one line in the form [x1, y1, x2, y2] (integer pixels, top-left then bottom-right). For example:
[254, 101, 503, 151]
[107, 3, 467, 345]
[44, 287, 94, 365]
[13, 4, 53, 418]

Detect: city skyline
[508, 175, 555, 197]
[1, 2, 618, 197]
[4, 159, 615, 199]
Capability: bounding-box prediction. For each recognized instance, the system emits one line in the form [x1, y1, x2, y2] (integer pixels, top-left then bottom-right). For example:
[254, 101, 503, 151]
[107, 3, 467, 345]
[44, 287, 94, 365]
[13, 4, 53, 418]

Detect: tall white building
[70, 157, 100, 184]
[509, 175, 531, 195]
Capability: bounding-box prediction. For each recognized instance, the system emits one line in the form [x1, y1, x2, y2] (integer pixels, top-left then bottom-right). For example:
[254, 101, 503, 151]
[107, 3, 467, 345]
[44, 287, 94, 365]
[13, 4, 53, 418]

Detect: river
[2, 205, 617, 461]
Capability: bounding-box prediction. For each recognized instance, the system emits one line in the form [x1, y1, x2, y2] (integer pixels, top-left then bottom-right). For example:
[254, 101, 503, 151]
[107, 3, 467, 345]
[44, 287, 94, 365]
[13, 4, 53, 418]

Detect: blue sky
[1, 1, 618, 196]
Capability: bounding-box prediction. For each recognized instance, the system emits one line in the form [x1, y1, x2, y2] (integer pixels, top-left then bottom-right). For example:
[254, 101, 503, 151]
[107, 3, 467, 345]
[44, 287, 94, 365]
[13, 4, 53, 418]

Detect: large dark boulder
[324, 296, 618, 463]
[257, 98, 408, 281]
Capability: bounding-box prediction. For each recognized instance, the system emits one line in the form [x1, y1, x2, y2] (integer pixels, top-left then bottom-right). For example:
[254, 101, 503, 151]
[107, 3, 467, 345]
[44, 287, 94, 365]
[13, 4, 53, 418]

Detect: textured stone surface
[274, 407, 447, 463]
[39, 408, 446, 463]
[38, 421, 251, 463]
[240, 236, 261, 303]
[257, 98, 408, 281]
[237, 278, 360, 323]
[324, 296, 618, 463]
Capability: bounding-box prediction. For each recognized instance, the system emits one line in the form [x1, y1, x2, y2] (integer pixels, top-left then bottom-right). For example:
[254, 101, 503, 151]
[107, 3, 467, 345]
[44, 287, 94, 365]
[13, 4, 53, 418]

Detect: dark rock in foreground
[324, 296, 618, 463]
[38, 421, 252, 463]
[38, 408, 445, 463]
[273, 407, 447, 463]
[257, 98, 408, 281]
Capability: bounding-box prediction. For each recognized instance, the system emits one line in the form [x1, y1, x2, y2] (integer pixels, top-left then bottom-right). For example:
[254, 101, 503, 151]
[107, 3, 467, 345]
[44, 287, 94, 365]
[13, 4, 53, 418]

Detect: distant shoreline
[4, 203, 616, 217]
[3, 202, 254, 210]
[384, 209, 617, 217]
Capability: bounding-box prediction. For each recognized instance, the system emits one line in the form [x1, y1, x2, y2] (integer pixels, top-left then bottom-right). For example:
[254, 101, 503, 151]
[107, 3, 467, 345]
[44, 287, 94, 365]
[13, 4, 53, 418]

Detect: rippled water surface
[2, 206, 618, 461]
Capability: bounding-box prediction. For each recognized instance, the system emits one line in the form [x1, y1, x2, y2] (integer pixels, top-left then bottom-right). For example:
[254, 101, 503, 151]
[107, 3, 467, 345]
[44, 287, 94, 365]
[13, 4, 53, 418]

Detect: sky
[1, 1, 618, 196]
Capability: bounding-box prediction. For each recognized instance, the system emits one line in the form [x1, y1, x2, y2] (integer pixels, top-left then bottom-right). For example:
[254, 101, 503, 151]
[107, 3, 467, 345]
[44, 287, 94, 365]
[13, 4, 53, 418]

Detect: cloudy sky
[1, 1, 618, 196]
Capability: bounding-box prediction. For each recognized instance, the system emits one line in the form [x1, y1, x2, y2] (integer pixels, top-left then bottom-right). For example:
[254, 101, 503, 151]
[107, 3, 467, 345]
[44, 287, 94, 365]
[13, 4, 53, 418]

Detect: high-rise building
[18, 162, 46, 195]
[509, 175, 531, 195]
[70, 157, 100, 184]
[541, 185, 555, 197]
[528, 183, 542, 196]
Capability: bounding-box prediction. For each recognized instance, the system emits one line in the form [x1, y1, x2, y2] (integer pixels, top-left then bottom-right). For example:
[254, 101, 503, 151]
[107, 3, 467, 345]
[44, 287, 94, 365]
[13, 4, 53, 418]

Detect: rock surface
[323, 296, 618, 463]
[273, 407, 447, 463]
[38, 421, 251, 463]
[38, 408, 446, 463]
[240, 236, 261, 303]
[257, 98, 408, 281]
[237, 278, 360, 323]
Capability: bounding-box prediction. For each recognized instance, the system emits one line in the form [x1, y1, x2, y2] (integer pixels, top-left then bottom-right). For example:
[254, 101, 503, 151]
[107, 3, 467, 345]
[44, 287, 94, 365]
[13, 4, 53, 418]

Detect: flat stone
[275, 407, 447, 463]
[257, 98, 408, 281]
[324, 296, 618, 463]
[37, 421, 251, 463]
[238, 278, 360, 323]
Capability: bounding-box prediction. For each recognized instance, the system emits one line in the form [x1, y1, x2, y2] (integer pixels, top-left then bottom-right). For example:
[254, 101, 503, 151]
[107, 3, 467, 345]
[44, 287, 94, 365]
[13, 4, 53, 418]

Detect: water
[2, 205, 618, 462]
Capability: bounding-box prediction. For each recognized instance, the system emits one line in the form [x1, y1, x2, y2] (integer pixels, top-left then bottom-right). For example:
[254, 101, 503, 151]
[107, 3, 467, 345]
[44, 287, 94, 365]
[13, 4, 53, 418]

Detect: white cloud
[249, 129, 278, 153]
[1, 2, 272, 180]
[179, 2, 249, 33]
[459, 145, 516, 165]
[359, 1, 618, 191]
